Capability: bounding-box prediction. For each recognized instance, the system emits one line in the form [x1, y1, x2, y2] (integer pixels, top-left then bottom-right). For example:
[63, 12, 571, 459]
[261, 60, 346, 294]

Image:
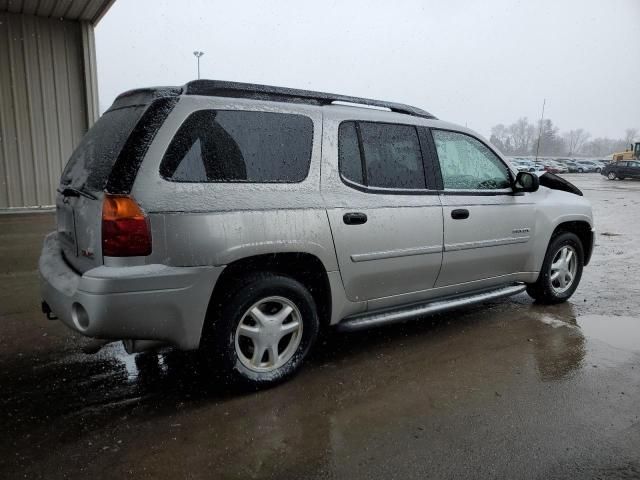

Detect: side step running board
[337, 284, 527, 332]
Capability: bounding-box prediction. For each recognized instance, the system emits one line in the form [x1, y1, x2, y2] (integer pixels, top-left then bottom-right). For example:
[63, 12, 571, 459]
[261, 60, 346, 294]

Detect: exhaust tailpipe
[122, 339, 166, 354]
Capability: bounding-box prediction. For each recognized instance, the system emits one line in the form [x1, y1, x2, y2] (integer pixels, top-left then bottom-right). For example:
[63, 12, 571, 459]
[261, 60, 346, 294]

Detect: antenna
[534, 98, 546, 162]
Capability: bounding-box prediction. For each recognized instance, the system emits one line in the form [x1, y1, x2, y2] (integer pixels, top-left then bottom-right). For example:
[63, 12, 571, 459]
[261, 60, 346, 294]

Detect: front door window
[432, 130, 511, 190]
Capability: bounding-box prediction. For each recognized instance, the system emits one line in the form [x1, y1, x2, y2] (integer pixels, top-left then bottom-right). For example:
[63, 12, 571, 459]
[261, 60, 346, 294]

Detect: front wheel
[201, 273, 319, 388]
[607, 171, 617, 180]
[578, 168, 584, 173]
[527, 232, 584, 304]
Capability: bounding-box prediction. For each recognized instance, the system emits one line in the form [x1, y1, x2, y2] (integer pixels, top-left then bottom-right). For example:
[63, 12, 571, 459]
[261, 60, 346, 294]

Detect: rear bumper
[39, 232, 223, 350]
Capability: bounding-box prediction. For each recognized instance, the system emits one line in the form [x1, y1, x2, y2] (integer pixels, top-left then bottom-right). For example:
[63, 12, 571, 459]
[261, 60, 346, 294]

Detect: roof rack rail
[183, 80, 437, 120]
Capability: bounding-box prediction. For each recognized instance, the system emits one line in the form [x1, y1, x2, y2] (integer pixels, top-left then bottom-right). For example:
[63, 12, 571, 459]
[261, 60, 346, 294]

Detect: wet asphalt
[1, 174, 639, 479]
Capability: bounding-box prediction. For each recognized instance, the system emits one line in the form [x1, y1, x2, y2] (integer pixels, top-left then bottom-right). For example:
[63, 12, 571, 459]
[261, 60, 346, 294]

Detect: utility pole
[534, 98, 546, 162]
[193, 51, 205, 79]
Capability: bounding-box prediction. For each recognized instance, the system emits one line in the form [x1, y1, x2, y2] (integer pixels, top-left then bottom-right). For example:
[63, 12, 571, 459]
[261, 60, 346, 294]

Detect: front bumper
[39, 233, 224, 350]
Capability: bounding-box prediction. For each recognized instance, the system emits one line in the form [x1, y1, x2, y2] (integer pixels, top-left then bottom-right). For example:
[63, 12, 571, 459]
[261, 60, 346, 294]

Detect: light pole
[193, 51, 204, 79]
[534, 98, 546, 162]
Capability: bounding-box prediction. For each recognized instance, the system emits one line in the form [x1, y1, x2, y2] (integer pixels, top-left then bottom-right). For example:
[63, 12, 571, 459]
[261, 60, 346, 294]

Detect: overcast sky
[95, 0, 640, 139]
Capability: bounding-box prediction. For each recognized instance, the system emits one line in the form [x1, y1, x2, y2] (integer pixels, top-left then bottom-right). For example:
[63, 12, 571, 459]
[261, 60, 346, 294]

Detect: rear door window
[160, 110, 313, 182]
[338, 121, 426, 190]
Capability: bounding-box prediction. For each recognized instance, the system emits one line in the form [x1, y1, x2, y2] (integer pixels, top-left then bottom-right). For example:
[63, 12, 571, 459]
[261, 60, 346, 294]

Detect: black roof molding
[184, 80, 437, 120]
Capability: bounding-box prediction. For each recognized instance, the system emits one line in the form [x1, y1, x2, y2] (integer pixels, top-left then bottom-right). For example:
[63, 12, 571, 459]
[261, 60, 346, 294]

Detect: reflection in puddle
[539, 315, 578, 330]
[537, 312, 640, 353]
[534, 312, 640, 379]
[533, 316, 586, 381]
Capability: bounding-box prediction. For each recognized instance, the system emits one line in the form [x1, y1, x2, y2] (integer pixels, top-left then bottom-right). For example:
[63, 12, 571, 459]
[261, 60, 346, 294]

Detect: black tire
[595, 167, 601, 173]
[526, 232, 584, 304]
[577, 168, 584, 173]
[201, 273, 319, 388]
[607, 171, 617, 180]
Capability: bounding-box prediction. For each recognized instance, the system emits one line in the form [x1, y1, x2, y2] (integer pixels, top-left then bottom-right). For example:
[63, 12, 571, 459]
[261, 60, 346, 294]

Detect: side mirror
[514, 171, 539, 193]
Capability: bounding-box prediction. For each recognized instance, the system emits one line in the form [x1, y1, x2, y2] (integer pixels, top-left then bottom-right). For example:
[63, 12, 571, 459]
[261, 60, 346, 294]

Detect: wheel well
[552, 221, 594, 265]
[209, 253, 332, 327]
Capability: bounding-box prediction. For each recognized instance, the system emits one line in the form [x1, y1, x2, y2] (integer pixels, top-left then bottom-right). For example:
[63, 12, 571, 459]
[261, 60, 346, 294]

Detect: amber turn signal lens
[101, 194, 152, 257]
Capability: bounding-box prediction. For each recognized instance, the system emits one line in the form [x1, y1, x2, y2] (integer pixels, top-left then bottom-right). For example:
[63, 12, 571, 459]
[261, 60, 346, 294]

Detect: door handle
[343, 212, 368, 225]
[451, 209, 469, 220]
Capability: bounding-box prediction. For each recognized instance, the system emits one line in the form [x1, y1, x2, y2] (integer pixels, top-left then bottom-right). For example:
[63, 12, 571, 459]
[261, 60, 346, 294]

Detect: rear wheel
[578, 168, 584, 173]
[527, 232, 584, 304]
[607, 171, 617, 180]
[595, 167, 602, 173]
[202, 273, 319, 388]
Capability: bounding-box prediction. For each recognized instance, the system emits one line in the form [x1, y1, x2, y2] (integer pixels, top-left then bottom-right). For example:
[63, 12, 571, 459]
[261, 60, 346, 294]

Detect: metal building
[0, 0, 114, 209]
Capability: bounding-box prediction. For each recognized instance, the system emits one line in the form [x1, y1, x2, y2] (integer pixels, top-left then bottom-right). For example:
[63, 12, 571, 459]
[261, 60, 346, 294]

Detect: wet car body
[38, 80, 595, 386]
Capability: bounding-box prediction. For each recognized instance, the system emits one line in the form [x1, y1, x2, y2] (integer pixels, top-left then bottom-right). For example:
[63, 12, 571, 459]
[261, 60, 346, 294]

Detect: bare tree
[508, 117, 536, 154]
[624, 128, 638, 146]
[582, 137, 628, 157]
[533, 119, 565, 156]
[563, 129, 590, 156]
[490, 124, 510, 153]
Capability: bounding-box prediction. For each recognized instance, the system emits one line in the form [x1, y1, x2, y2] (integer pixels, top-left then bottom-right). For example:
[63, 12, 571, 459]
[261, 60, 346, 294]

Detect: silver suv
[39, 80, 595, 387]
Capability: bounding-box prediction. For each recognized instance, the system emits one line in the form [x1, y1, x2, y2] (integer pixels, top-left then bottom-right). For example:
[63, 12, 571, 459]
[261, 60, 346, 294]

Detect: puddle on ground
[576, 315, 640, 352]
[539, 314, 640, 353]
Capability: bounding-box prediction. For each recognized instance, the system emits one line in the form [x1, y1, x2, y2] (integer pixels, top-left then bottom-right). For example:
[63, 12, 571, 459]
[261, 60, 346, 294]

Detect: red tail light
[102, 194, 152, 257]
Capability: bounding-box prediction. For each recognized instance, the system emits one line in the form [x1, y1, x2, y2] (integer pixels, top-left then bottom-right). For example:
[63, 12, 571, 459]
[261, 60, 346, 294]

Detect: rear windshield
[61, 105, 146, 192]
[160, 110, 313, 183]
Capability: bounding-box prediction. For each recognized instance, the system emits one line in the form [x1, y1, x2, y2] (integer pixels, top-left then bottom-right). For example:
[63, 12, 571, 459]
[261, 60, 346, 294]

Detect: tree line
[489, 118, 638, 158]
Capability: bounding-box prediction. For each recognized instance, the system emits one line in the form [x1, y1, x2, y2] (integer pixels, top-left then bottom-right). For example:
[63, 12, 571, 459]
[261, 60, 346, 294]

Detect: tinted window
[61, 105, 146, 191]
[161, 110, 313, 182]
[338, 121, 426, 190]
[432, 130, 511, 190]
[338, 122, 363, 184]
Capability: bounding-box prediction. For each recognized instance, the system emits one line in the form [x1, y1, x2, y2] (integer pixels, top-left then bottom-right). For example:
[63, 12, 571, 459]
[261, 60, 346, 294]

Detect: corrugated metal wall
[0, 12, 93, 208]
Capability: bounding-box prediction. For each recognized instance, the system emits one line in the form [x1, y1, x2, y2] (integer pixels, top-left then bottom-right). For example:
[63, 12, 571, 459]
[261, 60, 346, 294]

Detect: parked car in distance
[574, 160, 601, 173]
[532, 162, 546, 173]
[38, 80, 595, 387]
[551, 161, 569, 173]
[602, 160, 640, 180]
[509, 159, 535, 172]
[542, 161, 564, 174]
[564, 161, 580, 173]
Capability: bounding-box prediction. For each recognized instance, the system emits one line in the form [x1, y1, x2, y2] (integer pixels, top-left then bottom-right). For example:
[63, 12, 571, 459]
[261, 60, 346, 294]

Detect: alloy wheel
[234, 296, 303, 373]
[550, 245, 578, 294]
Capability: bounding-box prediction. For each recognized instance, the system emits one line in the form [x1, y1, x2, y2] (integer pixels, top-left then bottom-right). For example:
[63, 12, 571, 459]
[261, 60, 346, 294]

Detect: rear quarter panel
[130, 96, 338, 272]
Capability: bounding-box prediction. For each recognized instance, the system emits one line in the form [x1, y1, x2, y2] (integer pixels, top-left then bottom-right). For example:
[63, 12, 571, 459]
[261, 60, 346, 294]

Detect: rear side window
[160, 110, 313, 183]
[338, 122, 363, 184]
[338, 121, 426, 190]
[61, 105, 146, 191]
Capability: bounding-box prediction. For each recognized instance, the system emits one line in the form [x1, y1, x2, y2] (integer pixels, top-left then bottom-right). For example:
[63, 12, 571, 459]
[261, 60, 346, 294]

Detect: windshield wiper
[57, 186, 97, 200]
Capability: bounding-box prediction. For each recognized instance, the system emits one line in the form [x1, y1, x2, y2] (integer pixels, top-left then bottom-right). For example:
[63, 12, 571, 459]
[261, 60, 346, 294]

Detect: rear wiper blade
[57, 186, 97, 200]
